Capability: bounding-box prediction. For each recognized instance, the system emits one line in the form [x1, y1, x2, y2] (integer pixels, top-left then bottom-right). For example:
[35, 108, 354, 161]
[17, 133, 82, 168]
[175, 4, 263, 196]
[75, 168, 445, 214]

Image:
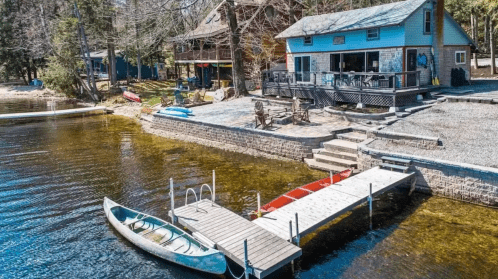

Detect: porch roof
[276, 0, 427, 39]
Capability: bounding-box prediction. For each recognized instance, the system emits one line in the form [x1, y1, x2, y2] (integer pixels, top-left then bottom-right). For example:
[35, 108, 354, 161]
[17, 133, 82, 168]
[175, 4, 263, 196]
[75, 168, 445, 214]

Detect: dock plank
[252, 167, 414, 241]
[171, 199, 301, 279]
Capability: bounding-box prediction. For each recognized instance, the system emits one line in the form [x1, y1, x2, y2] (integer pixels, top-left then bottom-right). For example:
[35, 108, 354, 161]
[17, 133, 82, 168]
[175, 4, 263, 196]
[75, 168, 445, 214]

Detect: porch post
[217, 63, 220, 89]
[201, 63, 205, 88]
[340, 53, 344, 83]
[187, 63, 190, 78]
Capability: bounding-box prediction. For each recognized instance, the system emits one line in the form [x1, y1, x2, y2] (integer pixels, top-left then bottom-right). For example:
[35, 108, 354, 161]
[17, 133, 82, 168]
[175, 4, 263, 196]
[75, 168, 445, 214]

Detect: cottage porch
[262, 70, 431, 108]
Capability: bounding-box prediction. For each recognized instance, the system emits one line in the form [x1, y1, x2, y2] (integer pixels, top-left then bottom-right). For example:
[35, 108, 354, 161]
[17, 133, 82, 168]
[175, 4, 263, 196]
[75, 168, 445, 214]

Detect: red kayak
[123, 91, 141, 103]
[250, 169, 353, 219]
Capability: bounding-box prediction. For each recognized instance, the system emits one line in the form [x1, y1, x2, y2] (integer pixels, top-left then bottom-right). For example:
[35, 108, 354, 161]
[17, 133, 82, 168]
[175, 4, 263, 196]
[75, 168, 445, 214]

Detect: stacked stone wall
[358, 144, 498, 207]
[152, 114, 336, 160]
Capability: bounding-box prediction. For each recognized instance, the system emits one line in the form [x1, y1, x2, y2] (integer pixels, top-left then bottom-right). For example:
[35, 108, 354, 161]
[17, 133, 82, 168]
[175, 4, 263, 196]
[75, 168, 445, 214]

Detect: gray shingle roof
[276, 0, 427, 39]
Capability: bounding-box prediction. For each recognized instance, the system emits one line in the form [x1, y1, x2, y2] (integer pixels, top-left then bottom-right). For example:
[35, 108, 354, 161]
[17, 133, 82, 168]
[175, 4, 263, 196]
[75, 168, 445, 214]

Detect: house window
[295, 56, 311, 82]
[333, 36, 345, 45]
[424, 9, 431, 34]
[367, 28, 380, 40]
[304, 36, 313, 45]
[455, 51, 466, 64]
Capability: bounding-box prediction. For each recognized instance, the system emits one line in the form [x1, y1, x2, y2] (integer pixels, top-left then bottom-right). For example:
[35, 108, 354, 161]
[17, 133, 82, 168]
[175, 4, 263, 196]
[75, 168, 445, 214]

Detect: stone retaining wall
[152, 113, 338, 160]
[367, 129, 441, 150]
[358, 140, 498, 207]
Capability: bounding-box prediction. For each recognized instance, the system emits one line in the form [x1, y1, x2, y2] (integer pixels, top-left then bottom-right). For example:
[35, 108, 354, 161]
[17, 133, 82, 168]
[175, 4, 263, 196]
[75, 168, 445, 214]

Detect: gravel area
[369, 102, 498, 168]
[440, 79, 498, 98]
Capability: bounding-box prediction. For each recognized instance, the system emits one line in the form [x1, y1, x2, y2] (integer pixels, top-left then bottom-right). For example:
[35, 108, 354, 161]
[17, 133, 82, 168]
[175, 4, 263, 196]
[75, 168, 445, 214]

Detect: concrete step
[337, 132, 367, 143]
[395, 112, 411, 118]
[312, 148, 357, 161]
[314, 154, 358, 168]
[304, 158, 351, 173]
[323, 139, 358, 154]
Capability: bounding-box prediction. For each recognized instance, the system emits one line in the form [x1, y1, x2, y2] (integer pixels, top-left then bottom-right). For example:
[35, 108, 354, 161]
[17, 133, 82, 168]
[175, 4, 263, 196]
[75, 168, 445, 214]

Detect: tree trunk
[26, 58, 32, 84]
[471, 13, 478, 69]
[433, 0, 445, 83]
[289, 0, 295, 25]
[490, 20, 495, 74]
[107, 47, 113, 84]
[485, 15, 490, 53]
[225, 0, 248, 97]
[134, 1, 141, 82]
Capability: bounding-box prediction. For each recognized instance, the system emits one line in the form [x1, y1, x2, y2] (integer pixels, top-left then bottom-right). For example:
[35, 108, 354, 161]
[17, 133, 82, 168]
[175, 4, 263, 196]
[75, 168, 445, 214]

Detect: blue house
[275, 0, 474, 88]
[88, 50, 157, 80]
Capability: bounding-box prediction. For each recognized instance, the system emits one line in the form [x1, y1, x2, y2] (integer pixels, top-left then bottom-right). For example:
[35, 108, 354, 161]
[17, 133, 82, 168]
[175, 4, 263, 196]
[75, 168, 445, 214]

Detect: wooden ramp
[0, 106, 107, 120]
[169, 200, 302, 279]
[252, 167, 415, 241]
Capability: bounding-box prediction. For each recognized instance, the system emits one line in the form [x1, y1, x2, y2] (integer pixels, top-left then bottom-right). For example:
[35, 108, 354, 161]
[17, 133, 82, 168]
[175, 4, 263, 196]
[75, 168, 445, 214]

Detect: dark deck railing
[262, 70, 426, 107]
[175, 49, 231, 61]
[263, 71, 421, 92]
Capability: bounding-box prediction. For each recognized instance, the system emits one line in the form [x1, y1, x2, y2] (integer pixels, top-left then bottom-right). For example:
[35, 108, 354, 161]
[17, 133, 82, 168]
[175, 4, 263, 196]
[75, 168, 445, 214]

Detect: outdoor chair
[161, 95, 173, 107]
[362, 72, 375, 87]
[291, 98, 310, 125]
[254, 101, 273, 129]
[174, 90, 186, 106]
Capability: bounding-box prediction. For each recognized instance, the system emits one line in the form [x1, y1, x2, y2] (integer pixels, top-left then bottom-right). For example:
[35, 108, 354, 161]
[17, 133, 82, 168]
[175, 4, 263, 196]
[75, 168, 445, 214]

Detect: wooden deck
[0, 106, 107, 120]
[169, 200, 302, 279]
[252, 167, 415, 241]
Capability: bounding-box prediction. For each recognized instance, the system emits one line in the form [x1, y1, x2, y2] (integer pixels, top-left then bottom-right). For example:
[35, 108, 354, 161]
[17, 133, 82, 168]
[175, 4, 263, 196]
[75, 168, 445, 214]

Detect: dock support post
[212, 170, 216, 204]
[257, 192, 261, 218]
[244, 239, 250, 279]
[289, 220, 293, 243]
[295, 213, 300, 247]
[170, 178, 175, 224]
[368, 183, 372, 230]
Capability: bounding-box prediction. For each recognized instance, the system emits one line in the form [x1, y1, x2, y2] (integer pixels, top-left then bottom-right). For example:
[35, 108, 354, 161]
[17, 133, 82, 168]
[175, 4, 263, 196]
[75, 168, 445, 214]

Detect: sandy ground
[0, 84, 67, 100]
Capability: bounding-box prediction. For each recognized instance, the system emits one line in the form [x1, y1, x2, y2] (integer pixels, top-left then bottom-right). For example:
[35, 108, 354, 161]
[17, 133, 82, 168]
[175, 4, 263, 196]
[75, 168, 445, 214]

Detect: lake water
[0, 101, 496, 279]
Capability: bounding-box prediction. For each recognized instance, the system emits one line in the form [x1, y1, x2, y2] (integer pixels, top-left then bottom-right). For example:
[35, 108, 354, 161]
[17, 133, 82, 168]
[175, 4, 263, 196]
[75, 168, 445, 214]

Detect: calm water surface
[0, 102, 496, 278]
[0, 99, 84, 115]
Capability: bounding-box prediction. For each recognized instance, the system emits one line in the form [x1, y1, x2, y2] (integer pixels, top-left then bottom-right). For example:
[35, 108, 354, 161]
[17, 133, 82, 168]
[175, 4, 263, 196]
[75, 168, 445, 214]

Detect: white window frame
[455, 51, 466, 65]
[423, 9, 432, 35]
[294, 55, 312, 83]
[303, 36, 313, 46]
[367, 28, 380, 40]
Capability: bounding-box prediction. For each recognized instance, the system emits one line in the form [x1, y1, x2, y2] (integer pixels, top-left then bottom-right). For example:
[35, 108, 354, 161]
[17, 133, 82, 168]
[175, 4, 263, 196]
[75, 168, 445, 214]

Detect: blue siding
[404, 2, 432, 46]
[93, 57, 156, 80]
[286, 25, 405, 53]
[444, 14, 472, 45]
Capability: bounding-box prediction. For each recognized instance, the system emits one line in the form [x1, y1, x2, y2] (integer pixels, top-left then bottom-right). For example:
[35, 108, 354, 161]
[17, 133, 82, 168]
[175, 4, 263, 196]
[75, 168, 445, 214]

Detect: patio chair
[362, 72, 375, 87]
[254, 101, 273, 129]
[291, 98, 310, 125]
[173, 90, 185, 106]
[161, 95, 173, 107]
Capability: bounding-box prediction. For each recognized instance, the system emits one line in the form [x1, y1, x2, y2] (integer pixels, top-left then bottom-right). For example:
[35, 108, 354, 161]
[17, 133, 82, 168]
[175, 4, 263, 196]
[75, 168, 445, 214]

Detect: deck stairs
[305, 129, 367, 173]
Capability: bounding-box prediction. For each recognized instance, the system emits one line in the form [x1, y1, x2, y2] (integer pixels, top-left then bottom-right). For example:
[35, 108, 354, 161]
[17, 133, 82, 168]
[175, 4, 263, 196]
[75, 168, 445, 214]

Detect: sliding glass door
[295, 56, 310, 82]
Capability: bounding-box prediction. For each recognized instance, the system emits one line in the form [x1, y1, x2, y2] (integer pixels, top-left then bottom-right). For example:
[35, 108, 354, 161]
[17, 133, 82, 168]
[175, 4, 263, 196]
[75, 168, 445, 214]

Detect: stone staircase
[304, 130, 367, 173]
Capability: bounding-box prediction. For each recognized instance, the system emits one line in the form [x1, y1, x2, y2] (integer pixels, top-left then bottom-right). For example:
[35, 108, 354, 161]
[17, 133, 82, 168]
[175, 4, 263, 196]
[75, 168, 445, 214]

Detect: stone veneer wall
[358, 141, 498, 207]
[152, 114, 337, 160]
[286, 47, 435, 86]
[440, 45, 471, 87]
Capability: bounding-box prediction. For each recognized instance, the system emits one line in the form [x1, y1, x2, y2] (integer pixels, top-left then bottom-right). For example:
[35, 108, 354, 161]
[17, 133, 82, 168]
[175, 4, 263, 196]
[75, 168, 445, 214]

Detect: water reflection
[0, 113, 496, 279]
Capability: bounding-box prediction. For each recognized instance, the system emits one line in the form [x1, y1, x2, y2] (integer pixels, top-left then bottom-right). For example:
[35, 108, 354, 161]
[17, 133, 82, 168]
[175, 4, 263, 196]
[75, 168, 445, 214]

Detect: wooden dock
[169, 200, 302, 279]
[252, 167, 415, 241]
[0, 106, 107, 120]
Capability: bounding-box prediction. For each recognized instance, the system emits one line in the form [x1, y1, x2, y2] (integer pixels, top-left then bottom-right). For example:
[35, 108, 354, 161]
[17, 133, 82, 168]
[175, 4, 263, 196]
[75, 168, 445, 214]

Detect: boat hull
[103, 198, 226, 275]
[123, 91, 141, 103]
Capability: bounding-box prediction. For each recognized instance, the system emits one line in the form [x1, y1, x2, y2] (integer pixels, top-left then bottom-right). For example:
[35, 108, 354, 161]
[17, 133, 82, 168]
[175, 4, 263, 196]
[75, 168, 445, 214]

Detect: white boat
[103, 197, 227, 275]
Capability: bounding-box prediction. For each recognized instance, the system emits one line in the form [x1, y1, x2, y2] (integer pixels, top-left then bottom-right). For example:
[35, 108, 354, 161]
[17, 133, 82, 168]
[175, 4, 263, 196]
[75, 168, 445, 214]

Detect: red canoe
[123, 91, 141, 103]
[250, 169, 353, 219]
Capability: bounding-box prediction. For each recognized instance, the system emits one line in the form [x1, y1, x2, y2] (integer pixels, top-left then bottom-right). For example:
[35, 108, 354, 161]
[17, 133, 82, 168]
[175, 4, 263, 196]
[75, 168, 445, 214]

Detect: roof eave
[276, 23, 402, 40]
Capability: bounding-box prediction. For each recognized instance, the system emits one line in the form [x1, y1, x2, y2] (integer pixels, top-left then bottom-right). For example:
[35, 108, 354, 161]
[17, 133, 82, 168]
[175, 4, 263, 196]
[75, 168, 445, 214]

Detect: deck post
[295, 213, 300, 246]
[244, 239, 250, 279]
[170, 178, 175, 224]
[368, 183, 373, 230]
[289, 220, 293, 243]
[212, 170, 215, 204]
